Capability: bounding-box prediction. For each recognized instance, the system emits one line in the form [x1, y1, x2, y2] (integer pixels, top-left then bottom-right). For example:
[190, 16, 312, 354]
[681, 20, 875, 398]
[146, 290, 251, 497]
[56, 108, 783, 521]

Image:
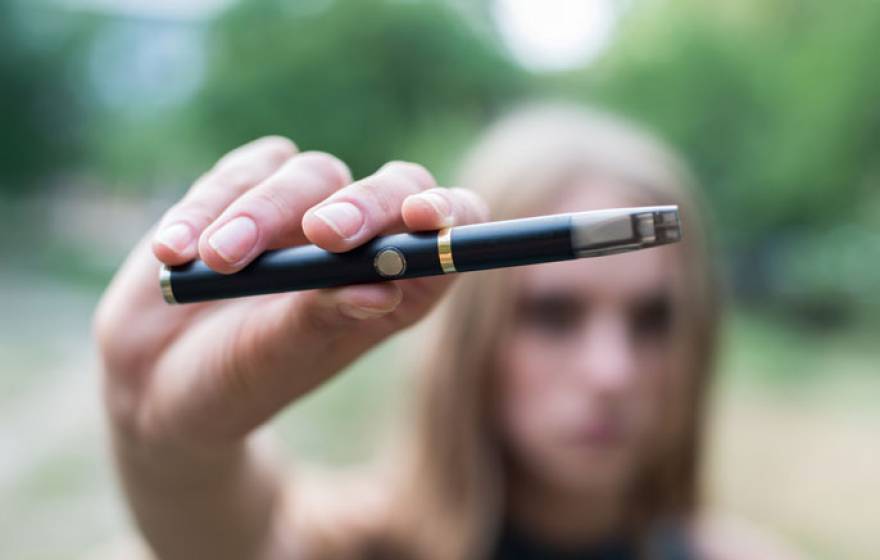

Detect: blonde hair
[301, 103, 721, 560]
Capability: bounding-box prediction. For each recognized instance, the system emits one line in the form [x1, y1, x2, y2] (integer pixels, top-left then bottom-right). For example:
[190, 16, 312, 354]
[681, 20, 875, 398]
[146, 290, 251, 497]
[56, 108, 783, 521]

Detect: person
[93, 103, 800, 559]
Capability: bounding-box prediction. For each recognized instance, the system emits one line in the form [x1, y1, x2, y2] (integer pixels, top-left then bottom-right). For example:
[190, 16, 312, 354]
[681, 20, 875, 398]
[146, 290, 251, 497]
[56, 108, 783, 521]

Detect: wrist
[110, 420, 250, 491]
[103, 379, 253, 487]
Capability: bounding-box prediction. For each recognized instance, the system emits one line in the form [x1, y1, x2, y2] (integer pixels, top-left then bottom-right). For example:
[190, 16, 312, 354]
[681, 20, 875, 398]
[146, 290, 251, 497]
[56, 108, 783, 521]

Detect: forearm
[104, 309, 399, 560]
[111, 427, 292, 560]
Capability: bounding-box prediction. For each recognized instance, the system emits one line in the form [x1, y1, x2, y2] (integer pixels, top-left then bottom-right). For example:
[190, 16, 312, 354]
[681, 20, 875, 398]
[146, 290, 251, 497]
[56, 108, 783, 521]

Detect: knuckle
[417, 187, 454, 216]
[451, 187, 490, 219]
[424, 186, 453, 203]
[210, 161, 258, 192]
[165, 198, 215, 229]
[350, 180, 395, 216]
[212, 142, 255, 170]
[191, 160, 251, 195]
[294, 151, 352, 187]
[380, 160, 436, 190]
[212, 148, 243, 170]
[187, 170, 212, 194]
[212, 136, 297, 174]
[247, 188, 292, 224]
[255, 135, 298, 160]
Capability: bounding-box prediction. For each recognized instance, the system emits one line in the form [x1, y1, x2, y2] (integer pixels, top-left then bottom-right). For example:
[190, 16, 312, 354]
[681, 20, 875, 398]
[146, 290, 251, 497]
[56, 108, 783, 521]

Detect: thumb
[147, 282, 404, 445]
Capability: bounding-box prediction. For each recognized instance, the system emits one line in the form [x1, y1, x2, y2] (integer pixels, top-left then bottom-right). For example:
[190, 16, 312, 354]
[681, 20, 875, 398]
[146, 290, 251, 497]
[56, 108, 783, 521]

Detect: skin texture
[496, 185, 685, 548]
[93, 136, 489, 560]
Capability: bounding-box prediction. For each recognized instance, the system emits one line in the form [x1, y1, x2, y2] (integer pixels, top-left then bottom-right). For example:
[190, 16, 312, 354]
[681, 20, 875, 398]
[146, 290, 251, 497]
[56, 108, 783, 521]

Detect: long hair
[300, 103, 721, 560]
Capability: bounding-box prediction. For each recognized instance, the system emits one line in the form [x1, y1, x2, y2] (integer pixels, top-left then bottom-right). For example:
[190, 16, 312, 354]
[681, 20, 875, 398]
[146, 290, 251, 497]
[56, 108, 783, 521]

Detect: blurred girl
[95, 104, 796, 559]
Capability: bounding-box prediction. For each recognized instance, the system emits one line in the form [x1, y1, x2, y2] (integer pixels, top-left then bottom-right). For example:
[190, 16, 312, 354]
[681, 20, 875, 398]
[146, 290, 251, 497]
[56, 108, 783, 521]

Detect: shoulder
[686, 513, 807, 560]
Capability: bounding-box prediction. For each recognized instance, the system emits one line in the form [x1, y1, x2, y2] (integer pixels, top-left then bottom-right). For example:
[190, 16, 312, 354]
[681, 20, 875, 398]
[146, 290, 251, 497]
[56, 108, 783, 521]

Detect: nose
[571, 308, 638, 396]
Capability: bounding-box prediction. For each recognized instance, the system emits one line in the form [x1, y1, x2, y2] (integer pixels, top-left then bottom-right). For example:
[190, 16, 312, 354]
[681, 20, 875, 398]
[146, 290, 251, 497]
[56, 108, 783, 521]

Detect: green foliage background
[193, 0, 528, 180]
[1, 3, 877, 558]
[0, 1, 95, 191]
[2, 0, 878, 320]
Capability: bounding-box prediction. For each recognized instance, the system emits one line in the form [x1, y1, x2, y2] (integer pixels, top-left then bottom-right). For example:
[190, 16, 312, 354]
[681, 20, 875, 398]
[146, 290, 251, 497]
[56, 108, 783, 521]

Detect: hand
[93, 136, 490, 453]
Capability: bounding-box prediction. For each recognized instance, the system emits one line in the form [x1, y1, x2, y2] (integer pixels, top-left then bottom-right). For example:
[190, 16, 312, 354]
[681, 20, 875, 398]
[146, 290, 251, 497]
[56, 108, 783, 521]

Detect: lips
[566, 416, 625, 449]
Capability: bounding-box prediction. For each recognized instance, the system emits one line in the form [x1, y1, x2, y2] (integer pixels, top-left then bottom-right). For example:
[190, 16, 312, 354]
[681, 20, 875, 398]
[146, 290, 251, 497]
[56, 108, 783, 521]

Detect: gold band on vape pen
[159, 265, 177, 304]
[437, 227, 456, 273]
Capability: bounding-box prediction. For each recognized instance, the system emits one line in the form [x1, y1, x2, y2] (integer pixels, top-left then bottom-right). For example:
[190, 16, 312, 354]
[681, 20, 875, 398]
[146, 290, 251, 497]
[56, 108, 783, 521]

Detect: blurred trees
[0, 1, 94, 192]
[190, 0, 528, 181]
[2, 0, 877, 321]
[567, 0, 880, 319]
[580, 0, 880, 244]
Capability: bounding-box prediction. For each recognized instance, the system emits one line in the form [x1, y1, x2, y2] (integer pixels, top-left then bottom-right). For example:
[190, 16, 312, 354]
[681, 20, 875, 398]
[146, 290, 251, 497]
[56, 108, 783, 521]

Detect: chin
[551, 448, 637, 495]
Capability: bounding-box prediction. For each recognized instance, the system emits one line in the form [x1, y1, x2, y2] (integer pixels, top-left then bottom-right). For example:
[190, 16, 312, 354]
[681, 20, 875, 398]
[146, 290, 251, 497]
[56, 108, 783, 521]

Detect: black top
[490, 519, 697, 560]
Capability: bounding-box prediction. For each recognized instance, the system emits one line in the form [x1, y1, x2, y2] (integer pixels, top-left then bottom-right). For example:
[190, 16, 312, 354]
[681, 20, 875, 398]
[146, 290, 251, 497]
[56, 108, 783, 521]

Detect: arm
[93, 136, 489, 559]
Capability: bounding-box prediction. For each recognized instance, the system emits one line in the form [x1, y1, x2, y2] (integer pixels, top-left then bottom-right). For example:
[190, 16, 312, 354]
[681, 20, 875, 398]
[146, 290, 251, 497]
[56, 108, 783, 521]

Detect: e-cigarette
[160, 205, 681, 304]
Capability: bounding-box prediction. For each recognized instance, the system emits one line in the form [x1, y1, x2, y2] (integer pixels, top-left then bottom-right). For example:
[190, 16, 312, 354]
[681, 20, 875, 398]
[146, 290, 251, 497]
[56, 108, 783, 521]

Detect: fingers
[400, 186, 491, 230]
[154, 146, 488, 284]
[197, 152, 352, 273]
[152, 136, 298, 265]
[302, 161, 436, 252]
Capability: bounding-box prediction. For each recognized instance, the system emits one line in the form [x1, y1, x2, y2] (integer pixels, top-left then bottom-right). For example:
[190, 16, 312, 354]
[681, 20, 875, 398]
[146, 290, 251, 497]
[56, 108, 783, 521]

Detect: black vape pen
[160, 205, 681, 304]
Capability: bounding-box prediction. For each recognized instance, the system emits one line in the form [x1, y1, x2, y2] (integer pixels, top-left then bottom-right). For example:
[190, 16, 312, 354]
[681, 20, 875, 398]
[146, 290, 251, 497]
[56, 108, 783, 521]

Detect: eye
[516, 292, 583, 335]
[630, 294, 673, 340]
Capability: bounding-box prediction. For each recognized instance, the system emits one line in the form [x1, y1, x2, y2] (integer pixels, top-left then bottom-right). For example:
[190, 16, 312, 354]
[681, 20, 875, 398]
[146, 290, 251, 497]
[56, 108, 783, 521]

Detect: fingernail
[208, 216, 258, 264]
[419, 192, 453, 226]
[338, 303, 394, 320]
[312, 202, 363, 239]
[155, 222, 194, 254]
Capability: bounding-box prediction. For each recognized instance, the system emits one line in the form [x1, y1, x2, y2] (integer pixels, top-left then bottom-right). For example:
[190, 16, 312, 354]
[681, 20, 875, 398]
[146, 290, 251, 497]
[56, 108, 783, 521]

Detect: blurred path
[707, 382, 880, 560]
[0, 271, 128, 560]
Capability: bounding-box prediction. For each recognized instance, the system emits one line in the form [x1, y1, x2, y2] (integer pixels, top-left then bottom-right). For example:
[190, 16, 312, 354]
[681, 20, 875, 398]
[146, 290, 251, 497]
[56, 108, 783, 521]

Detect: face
[494, 182, 687, 499]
